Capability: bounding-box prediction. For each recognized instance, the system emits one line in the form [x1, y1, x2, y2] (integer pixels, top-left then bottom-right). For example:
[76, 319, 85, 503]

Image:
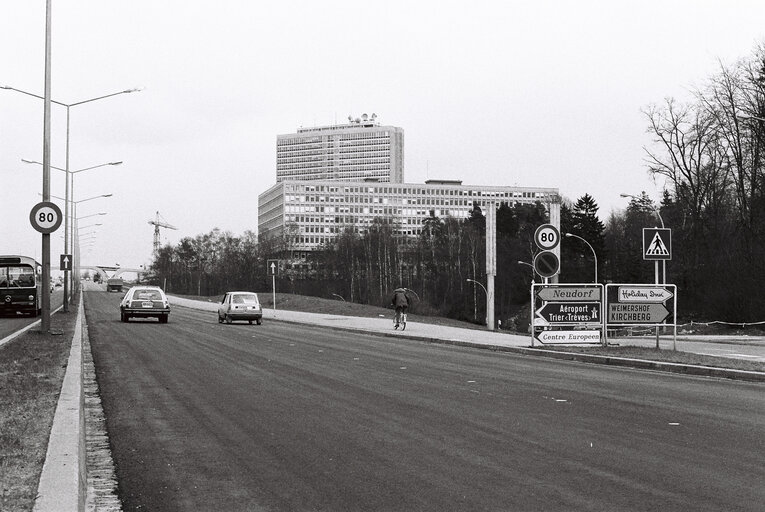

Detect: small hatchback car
[218, 291, 262, 325]
[119, 286, 170, 323]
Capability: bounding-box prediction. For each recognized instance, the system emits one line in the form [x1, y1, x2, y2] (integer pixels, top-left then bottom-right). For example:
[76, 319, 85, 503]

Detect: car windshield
[133, 289, 162, 301]
[232, 293, 258, 304]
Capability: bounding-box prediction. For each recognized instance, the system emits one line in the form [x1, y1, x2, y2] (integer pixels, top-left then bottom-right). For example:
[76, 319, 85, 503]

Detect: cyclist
[391, 287, 410, 330]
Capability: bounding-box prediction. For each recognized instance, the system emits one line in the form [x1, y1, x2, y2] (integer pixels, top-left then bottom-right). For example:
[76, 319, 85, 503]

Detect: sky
[2, 0, 764, 270]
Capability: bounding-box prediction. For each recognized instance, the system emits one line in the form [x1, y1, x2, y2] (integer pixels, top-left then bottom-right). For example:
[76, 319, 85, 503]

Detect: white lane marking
[668, 422, 680, 426]
[400, 367, 407, 370]
[467, 380, 476, 383]
[353, 357, 360, 360]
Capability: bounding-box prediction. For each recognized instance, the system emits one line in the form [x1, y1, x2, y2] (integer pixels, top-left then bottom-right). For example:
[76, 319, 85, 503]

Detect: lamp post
[620, 192, 668, 349]
[466, 278, 489, 327]
[564, 233, 598, 283]
[517, 260, 537, 282]
[4, 84, 139, 312]
[23, 159, 121, 309]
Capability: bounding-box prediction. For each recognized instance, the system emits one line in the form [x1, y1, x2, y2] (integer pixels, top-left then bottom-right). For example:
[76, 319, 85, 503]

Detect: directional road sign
[617, 286, 673, 303]
[534, 224, 560, 251]
[267, 259, 280, 276]
[608, 303, 670, 324]
[536, 286, 601, 302]
[60, 254, 72, 271]
[536, 330, 601, 344]
[643, 228, 672, 260]
[536, 302, 601, 324]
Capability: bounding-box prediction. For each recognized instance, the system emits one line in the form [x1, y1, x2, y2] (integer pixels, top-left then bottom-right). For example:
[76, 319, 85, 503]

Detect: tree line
[149, 42, 765, 325]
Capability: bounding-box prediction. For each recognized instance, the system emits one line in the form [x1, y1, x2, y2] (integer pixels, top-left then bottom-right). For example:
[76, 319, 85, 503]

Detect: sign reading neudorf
[536, 286, 601, 302]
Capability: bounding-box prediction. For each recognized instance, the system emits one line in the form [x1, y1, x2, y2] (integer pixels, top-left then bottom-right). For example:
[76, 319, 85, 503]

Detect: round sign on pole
[533, 250, 560, 278]
[534, 224, 560, 251]
[29, 201, 63, 234]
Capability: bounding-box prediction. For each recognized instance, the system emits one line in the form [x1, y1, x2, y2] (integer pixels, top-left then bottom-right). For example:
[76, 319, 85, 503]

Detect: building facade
[258, 179, 560, 257]
[276, 114, 404, 183]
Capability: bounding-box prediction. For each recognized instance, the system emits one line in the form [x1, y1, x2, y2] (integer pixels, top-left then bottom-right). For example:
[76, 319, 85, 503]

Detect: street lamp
[564, 233, 598, 283]
[619, 193, 664, 228]
[23, 158, 121, 308]
[466, 278, 489, 327]
[4, 84, 139, 312]
[517, 260, 538, 282]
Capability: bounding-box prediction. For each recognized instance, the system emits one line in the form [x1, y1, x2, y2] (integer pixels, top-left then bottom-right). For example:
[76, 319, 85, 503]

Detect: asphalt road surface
[84, 290, 765, 511]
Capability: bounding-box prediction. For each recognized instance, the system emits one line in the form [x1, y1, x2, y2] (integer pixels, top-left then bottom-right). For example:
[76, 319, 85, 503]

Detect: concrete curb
[33, 295, 86, 512]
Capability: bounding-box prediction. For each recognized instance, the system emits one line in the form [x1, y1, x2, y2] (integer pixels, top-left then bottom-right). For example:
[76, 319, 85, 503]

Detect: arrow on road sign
[608, 303, 669, 324]
[60, 254, 72, 271]
[535, 302, 601, 324]
[617, 286, 673, 303]
[536, 286, 601, 302]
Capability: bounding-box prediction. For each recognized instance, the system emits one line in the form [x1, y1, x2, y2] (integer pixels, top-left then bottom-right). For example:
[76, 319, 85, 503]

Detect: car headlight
[28, 295, 34, 301]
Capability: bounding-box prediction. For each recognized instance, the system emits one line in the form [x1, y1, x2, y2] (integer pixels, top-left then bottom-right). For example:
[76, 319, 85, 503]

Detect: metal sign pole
[272, 274, 276, 317]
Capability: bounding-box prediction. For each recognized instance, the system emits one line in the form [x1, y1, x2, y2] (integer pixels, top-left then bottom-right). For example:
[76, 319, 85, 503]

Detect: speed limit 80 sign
[534, 224, 560, 251]
[29, 201, 63, 234]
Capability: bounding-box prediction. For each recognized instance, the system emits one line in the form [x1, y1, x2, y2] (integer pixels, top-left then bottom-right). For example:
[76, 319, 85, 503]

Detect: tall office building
[258, 179, 560, 257]
[276, 113, 404, 183]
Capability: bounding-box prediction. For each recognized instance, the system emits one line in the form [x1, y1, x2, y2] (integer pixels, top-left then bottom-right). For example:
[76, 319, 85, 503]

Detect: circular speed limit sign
[29, 201, 63, 234]
[534, 224, 560, 250]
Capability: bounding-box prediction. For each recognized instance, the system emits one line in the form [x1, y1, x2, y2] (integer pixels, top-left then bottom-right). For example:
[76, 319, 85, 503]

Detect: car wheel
[121, 313, 129, 322]
[159, 315, 168, 324]
[218, 315, 223, 324]
[256, 318, 262, 325]
[225, 314, 232, 324]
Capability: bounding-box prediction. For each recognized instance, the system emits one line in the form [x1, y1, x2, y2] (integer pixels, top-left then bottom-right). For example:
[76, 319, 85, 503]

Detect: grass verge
[538, 345, 765, 373]
[0, 307, 76, 512]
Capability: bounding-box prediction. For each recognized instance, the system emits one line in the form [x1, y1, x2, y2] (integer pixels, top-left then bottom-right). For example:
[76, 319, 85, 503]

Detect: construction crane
[148, 211, 178, 255]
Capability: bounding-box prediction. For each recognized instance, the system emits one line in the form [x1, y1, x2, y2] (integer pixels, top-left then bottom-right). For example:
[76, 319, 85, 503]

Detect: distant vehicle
[0, 255, 42, 316]
[119, 286, 170, 323]
[107, 278, 124, 292]
[217, 291, 262, 325]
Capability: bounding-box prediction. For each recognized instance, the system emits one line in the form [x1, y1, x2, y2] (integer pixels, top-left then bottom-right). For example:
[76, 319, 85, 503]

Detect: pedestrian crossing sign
[643, 228, 671, 260]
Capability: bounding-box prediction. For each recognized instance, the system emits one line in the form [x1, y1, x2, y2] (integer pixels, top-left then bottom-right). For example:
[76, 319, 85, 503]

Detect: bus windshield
[0, 266, 37, 288]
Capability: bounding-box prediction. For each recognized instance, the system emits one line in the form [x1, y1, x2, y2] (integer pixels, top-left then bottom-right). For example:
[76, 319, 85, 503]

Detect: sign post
[267, 259, 279, 316]
[642, 228, 672, 347]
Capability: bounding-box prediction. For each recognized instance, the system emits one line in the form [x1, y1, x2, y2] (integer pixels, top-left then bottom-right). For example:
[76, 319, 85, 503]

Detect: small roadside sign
[535, 302, 601, 324]
[29, 201, 63, 234]
[60, 254, 72, 271]
[267, 259, 279, 277]
[536, 286, 601, 302]
[608, 303, 670, 324]
[536, 330, 601, 344]
[643, 228, 671, 260]
[618, 286, 673, 303]
[533, 250, 560, 278]
[534, 224, 560, 251]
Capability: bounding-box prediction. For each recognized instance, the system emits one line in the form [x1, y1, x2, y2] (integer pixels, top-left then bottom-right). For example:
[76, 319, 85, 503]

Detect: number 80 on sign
[29, 201, 63, 234]
[534, 224, 560, 251]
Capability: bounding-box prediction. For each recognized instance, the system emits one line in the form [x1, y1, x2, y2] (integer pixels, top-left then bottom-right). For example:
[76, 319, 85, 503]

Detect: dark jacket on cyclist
[391, 288, 410, 308]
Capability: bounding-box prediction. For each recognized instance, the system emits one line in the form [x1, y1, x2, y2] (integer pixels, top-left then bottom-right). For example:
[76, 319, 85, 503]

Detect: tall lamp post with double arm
[3, 84, 139, 312]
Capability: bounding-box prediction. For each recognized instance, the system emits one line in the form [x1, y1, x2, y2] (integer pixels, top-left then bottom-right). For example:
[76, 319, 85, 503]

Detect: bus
[0, 255, 42, 316]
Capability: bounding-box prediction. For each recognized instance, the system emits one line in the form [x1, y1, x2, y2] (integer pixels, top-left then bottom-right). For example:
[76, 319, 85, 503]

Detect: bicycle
[394, 307, 407, 330]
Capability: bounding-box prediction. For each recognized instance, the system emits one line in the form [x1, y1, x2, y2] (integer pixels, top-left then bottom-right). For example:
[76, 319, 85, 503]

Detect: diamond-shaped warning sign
[643, 228, 671, 260]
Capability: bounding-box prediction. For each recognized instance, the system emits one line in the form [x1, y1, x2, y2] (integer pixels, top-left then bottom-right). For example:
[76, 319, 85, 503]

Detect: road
[0, 288, 63, 342]
[84, 290, 765, 511]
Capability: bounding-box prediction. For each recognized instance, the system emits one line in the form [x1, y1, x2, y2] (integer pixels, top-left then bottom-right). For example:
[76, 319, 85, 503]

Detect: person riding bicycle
[391, 287, 410, 329]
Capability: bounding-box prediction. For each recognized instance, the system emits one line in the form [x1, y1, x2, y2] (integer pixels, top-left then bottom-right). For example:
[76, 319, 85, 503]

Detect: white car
[217, 291, 263, 325]
[119, 286, 170, 323]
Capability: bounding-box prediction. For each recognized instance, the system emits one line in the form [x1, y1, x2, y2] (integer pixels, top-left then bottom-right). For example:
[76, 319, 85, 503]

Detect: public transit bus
[0, 255, 42, 316]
